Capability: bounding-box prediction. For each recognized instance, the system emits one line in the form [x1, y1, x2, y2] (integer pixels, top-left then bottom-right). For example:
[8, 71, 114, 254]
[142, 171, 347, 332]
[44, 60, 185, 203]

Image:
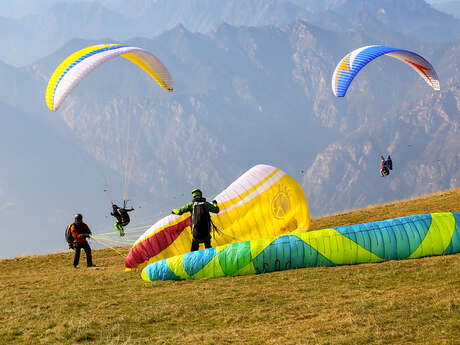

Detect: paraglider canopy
[332, 45, 440, 97]
[46, 44, 173, 111]
[125, 165, 311, 270]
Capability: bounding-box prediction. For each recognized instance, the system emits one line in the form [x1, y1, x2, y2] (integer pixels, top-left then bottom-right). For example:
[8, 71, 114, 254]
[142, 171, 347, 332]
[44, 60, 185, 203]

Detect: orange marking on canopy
[335, 56, 350, 92]
[404, 59, 433, 84]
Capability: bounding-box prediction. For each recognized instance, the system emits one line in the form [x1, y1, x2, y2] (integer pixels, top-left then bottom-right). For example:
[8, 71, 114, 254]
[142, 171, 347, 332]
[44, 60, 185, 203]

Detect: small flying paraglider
[380, 155, 393, 177]
[46, 43, 174, 232]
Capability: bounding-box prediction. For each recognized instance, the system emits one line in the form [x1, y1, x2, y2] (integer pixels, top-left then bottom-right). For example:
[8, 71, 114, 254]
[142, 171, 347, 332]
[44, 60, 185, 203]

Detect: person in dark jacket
[111, 203, 134, 236]
[386, 155, 393, 171]
[70, 213, 95, 268]
[172, 189, 219, 251]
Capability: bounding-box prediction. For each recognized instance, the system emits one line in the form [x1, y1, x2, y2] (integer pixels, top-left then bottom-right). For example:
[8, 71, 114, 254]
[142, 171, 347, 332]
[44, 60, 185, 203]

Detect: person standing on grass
[171, 189, 219, 252]
[69, 213, 95, 268]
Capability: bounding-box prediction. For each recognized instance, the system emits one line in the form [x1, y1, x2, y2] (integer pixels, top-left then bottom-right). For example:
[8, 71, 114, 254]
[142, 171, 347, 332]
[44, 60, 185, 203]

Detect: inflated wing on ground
[46, 44, 173, 111]
[332, 45, 440, 97]
[142, 212, 460, 281]
[125, 165, 310, 270]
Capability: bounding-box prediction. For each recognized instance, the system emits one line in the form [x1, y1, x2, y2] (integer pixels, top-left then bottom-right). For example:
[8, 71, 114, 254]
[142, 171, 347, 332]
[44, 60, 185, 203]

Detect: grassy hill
[1, 188, 459, 345]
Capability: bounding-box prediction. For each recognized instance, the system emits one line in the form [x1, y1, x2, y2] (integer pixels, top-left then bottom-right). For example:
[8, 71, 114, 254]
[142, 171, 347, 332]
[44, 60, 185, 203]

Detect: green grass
[1, 188, 459, 344]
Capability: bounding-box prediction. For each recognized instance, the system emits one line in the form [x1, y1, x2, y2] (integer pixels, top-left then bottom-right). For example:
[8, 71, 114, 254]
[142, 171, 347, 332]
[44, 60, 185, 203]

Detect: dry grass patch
[310, 187, 460, 229]
[1, 188, 459, 344]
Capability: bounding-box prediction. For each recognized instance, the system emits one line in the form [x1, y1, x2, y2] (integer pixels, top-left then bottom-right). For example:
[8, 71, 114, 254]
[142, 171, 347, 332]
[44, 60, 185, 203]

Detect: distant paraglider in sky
[45, 43, 173, 111]
[380, 155, 393, 177]
[45, 44, 174, 237]
[331, 45, 440, 179]
[332, 45, 440, 97]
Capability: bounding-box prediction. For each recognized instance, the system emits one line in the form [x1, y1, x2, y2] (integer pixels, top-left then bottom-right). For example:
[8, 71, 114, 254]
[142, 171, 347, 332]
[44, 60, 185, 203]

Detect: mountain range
[1, 0, 459, 257]
[2, 0, 460, 66]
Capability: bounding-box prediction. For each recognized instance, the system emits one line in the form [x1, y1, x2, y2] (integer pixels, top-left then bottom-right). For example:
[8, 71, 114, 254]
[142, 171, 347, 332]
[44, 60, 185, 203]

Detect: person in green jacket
[172, 188, 219, 251]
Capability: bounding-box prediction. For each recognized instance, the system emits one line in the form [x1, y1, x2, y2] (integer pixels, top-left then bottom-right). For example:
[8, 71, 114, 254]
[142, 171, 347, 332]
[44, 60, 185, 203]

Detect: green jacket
[172, 198, 219, 215]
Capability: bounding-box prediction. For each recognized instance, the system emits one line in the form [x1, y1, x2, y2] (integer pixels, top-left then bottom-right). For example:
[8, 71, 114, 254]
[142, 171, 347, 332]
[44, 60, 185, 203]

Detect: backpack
[118, 208, 130, 225]
[65, 223, 75, 249]
[191, 201, 211, 242]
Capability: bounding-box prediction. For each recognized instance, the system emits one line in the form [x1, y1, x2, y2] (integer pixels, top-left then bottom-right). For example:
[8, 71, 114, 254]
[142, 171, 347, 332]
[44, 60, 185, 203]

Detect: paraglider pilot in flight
[172, 189, 220, 252]
[380, 155, 393, 177]
[111, 202, 134, 237]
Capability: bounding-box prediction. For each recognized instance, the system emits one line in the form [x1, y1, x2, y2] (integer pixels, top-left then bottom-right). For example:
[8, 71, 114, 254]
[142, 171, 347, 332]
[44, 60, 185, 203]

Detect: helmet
[112, 204, 118, 210]
[74, 213, 83, 221]
[192, 188, 202, 198]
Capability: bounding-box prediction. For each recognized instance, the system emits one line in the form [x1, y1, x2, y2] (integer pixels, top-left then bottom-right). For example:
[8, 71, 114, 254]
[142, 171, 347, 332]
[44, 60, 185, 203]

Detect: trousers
[191, 238, 211, 252]
[73, 241, 93, 267]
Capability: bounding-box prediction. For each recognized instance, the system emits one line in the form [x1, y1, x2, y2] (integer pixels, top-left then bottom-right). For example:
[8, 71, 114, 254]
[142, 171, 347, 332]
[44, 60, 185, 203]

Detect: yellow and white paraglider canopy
[46, 44, 173, 111]
[125, 164, 311, 270]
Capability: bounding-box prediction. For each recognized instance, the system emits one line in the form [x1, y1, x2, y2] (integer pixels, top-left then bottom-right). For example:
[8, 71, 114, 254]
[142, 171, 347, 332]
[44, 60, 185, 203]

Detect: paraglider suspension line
[89, 235, 127, 258]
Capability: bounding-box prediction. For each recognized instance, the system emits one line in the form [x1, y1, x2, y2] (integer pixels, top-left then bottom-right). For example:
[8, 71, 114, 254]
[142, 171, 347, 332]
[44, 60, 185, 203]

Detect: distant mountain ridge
[429, 0, 460, 17]
[0, 0, 458, 257]
[1, 0, 460, 66]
